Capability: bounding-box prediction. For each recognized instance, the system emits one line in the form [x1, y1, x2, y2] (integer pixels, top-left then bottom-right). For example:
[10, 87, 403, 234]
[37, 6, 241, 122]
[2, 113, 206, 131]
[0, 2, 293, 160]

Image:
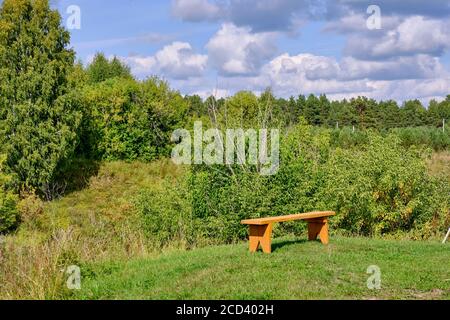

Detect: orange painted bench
[241, 211, 335, 254]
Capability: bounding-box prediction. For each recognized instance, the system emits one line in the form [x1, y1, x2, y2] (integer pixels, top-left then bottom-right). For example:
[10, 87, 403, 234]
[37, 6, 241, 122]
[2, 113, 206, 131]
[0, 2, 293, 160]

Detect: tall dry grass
[427, 151, 450, 181]
[0, 226, 150, 299]
[0, 160, 182, 299]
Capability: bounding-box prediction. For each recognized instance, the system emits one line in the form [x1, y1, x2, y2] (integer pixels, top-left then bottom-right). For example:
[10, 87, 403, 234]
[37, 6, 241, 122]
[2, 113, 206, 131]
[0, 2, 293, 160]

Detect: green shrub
[134, 176, 202, 248]
[0, 155, 18, 233]
[183, 124, 448, 242]
[79, 77, 188, 161]
[190, 166, 273, 242]
[188, 121, 332, 243]
[321, 134, 448, 236]
[329, 127, 450, 151]
[0, 188, 18, 234]
[392, 127, 450, 151]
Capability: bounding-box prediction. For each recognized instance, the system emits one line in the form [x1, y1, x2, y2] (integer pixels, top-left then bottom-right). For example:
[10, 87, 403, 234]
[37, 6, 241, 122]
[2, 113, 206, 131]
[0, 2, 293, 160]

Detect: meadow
[75, 237, 450, 300]
[0, 153, 449, 300]
[0, 0, 449, 300]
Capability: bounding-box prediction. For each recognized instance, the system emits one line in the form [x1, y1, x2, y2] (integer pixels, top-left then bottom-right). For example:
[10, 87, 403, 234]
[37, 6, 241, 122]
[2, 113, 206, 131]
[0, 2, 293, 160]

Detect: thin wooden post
[443, 228, 450, 244]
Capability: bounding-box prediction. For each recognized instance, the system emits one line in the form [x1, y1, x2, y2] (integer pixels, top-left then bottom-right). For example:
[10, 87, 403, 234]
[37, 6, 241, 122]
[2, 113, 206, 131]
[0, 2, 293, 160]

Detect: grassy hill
[74, 236, 450, 300]
[1, 157, 449, 300]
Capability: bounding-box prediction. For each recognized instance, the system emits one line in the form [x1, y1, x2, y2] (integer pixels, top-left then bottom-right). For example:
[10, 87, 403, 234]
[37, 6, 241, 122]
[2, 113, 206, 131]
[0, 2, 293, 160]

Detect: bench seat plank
[241, 211, 335, 226]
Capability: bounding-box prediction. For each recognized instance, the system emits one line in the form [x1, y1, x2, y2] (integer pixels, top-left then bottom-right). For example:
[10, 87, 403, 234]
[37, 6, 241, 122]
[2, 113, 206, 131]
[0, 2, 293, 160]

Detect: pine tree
[87, 53, 132, 83]
[303, 94, 321, 125]
[0, 0, 81, 197]
[400, 100, 426, 127]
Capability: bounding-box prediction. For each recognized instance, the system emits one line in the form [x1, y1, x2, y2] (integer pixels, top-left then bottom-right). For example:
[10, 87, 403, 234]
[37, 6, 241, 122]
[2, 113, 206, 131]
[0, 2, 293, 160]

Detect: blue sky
[51, 0, 450, 103]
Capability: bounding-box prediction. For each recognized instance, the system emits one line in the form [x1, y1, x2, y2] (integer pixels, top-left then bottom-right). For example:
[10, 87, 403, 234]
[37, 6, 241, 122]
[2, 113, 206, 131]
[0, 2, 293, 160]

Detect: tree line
[187, 93, 450, 130]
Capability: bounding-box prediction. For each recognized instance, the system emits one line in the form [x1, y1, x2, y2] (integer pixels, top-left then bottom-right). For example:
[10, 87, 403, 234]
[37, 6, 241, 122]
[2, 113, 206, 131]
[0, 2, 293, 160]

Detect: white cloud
[361, 78, 450, 103]
[171, 0, 311, 32]
[197, 52, 450, 102]
[331, 0, 450, 19]
[276, 53, 340, 80]
[192, 88, 230, 99]
[340, 55, 447, 81]
[323, 14, 401, 34]
[206, 23, 278, 76]
[122, 42, 207, 80]
[261, 52, 448, 83]
[259, 53, 371, 96]
[345, 16, 450, 59]
[264, 55, 450, 102]
[118, 44, 449, 103]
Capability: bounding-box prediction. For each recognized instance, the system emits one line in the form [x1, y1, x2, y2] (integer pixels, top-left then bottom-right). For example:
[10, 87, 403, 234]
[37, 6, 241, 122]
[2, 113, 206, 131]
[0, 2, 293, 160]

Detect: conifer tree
[0, 0, 81, 197]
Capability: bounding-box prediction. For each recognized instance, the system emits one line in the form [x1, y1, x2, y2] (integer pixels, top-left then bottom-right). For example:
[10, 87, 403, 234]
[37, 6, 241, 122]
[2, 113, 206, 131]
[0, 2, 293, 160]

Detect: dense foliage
[329, 126, 450, 151]
[186, 125, 449, 241]
[0, 154, 18, 233]
[0, 0, 81, 198]
[136, 122, 449, 244]
[78, 75, 188, 161]
[0, 0, 448, 238]
[184, 93, 450, 131]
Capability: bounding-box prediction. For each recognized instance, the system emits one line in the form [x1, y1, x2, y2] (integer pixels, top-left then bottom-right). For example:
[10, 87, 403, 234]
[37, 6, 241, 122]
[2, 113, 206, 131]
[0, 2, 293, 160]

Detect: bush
[392, 127, 450, 151]
[329, 127, 450, 151]
[190, 166, 273, 243]
[0, 189, 18, 234]
[321, 133, 448, 236]
[16, 191, 45, 229]
[134, 176, 203, 248]
[0, 155, 18, 234]
[188, 121, 332, 243]
[180, 124, 448, 242]
[79, 77, 188, 161]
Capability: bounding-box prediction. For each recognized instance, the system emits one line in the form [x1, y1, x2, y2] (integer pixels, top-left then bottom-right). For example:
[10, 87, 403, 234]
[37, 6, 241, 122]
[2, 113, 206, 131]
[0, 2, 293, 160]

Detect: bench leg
[249, 223, 273, 254]
[307, 218, 329, 245]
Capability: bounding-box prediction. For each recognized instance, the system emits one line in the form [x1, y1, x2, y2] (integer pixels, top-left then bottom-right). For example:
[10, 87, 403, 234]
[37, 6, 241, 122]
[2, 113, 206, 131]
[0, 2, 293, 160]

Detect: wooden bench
[241, 211, 335, 254]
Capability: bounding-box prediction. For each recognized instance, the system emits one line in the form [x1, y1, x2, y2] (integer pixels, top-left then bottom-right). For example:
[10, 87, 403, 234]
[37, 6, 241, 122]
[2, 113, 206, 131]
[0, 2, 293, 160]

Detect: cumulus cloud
[340, 55, 448, 81]
[323, 13, 401, 34]
[206, 23, 278, 76]
[147, 1, 450, 103]
[260, 52, 448, 82]
[257, 59, 450, 102]
[258, 53, 370, 96]
[197, 52, 450, 102]
[266, 53, 340, 80]
[345, 16, 450, 60]
[361, 78, 450, 103]
[121, 42, 207, 80]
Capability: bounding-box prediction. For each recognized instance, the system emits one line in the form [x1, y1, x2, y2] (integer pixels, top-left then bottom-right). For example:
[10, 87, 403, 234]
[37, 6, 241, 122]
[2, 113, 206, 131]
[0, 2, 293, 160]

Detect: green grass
[74, 236, 450, 300]
[0, 160, 185, 299]
[2, 158, 448, 300]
